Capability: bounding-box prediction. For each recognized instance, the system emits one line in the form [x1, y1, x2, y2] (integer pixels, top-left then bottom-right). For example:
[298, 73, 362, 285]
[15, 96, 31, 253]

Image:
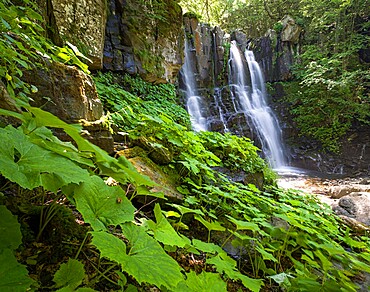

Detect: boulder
[333, 192, 370, 226]
[103, 0, 183, 83]
[280, 15, 302, 44]
[22, 60, 113, 153]
[123, 155, 183, 201]
[42, 0, 107, 70]
[329, 185, 370, 199]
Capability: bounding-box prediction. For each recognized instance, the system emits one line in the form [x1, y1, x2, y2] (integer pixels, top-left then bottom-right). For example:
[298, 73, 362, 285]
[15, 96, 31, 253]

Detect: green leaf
[255, 246, 278, 262]
[177, 270, 227, 292]
[74, 176, 136, 231]
[53, 258, 85, 289]
[91, 224, 184, 289]
[226, 215, 260, 232]
[192, 239, 224, 254]
[0, 249, 33, 291]
[194, 215, 225, 232]
[0, 205, 22, 250]
[145, 204, 188, 247]
[0, 126, 90, 191]
[207, 254, 263, 292]
[168, 203, 204, 216]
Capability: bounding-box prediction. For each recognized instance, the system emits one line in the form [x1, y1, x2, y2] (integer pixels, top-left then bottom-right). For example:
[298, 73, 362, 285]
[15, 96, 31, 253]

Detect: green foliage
[283, 49, 370, 151]
[94, 72, 191, 130]
[0, 205, 22, 250]
[91, 224, 184, 290]
[73, 176, 136, 231]
[53, 259, 87, 290]
[0, 125, 90, 191]
[0, 206, 34, 291]
[0, 249, 34, 291]
[177, 270, 227, 291]
[0, 0, 90, 103]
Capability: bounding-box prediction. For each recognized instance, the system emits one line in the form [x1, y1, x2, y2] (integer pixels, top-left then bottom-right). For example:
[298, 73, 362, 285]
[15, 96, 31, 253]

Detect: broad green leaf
[53, 259, 85, 289]
[145, 204, 188, 247]
[29, 127, 94, 168]
[226, 215, 260, 232]
[0, 126, 89, 191]
[192, 239, 224, 254]
[0, 205, 22, 250]
[91, 224, 184, 289]
[176, 270, 227, 292]
[194, 215, 225, 232]
[255, 246, 278, 262]
[168, 203, 204, 216]
[25, 107, 155, 187]
[207, 254, 263, 292]
[0, 249, 33, 291]
[121, 223, 184, 289]
[74, 176, 136, 230]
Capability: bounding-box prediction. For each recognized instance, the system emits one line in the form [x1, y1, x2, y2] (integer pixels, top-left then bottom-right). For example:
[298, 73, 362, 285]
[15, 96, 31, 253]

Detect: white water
[181, 40, 208, 132]
[229, 41, 287, 169]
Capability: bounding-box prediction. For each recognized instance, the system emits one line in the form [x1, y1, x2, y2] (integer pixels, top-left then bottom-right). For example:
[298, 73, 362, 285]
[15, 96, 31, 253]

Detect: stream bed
[277, 169, 370, 228]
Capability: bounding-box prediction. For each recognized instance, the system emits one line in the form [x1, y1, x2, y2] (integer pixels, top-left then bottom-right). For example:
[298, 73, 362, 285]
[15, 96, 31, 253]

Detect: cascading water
[229, 41, 287, 169]
[180, 39, 208, 132]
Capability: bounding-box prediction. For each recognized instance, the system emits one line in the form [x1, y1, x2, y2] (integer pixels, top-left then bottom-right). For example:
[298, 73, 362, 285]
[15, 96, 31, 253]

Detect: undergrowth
[1, 1, 370, 292]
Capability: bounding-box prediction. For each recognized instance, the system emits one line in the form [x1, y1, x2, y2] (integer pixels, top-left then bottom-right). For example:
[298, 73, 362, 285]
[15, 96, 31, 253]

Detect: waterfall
[180, 39, 208, 132]
[229, 41, 287, 169]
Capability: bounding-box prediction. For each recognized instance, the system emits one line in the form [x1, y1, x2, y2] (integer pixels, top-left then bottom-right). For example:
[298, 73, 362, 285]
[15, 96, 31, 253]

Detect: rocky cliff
[103, 0, 183, 83]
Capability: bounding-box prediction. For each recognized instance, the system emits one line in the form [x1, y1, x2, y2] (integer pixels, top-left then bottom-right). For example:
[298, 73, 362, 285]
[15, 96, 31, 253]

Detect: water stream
[228, 41, 287, 169]
[180, 39, 208, 132]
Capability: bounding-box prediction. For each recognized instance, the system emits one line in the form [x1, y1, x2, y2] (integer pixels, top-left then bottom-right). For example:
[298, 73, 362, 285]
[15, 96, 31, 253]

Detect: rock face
[22, 60, 113, 153]
[103, 0, 183, 83]
[40, 0, 107, 70]
[248, 15, 302, 82]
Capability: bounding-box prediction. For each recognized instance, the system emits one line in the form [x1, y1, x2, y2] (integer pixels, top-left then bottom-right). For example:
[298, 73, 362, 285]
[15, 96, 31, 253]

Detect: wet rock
[250, 16, 302, 82]
[116, 146, 147, 159]
[333, 192, 370, 226]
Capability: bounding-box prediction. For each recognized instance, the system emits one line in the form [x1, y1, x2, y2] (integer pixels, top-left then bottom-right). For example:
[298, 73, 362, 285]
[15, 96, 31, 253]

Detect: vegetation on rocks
[1, 1, 370, 292]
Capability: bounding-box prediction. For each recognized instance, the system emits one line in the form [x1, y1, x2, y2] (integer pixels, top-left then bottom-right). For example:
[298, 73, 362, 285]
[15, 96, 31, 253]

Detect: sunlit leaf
[74, 176, 136, 231]
[91, 224, 184, 289]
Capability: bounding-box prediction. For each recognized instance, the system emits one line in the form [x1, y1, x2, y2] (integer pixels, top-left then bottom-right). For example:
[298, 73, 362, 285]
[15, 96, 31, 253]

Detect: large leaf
[176, 271, 227, 292]
[207, 254, 263, 292]
[145, 204, 188, 247]
[27, 107, 156, 187]
[29, 127, 94, 168]
[74, 176, 136, 231]
[194, 215, 225, 232]
[0, 205, 22, 250]
[0, 249, 33, 291]
[91, 224, 184, 289]
[53, 258, 85, 289]
[0, 125, 89, 191]
[226, 215, 260, 232]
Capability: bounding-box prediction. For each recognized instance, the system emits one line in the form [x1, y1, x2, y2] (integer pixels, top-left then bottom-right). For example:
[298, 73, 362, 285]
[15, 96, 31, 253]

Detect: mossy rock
[116, 153, 182, 201]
